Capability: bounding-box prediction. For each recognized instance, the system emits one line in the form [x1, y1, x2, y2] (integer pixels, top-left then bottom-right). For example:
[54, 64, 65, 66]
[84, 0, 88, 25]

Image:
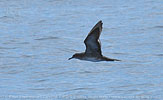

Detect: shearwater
[69, 20, 120, 62]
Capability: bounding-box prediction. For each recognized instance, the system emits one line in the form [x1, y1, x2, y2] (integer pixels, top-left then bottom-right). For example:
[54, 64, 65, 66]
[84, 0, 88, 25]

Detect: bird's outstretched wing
[84, 20, 103, 56]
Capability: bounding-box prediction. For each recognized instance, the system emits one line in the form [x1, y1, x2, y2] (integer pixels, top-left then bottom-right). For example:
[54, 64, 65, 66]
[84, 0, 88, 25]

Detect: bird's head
[68, 53, 82, 60]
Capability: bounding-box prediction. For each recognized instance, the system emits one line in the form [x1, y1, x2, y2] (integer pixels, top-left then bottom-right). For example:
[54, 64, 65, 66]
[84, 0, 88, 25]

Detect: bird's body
[70, 52, 120, 62]
[69, 20, 120, 62]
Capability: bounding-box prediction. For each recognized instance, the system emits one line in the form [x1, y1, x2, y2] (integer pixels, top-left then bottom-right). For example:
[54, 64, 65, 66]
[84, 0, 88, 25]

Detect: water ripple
[35, 36, 59, 41]
[64, 87, 95, 92]
[154, 26, 163, 28]
[0, 47, 17, 49]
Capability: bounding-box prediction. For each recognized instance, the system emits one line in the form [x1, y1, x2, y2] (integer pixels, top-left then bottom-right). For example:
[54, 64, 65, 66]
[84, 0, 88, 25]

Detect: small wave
[0, 47, 17, 49]
[155, 54, 163, 57]
[154, 26, 163, 29]
[112, 52, 129, 55]
[35, 36, 59, 41]
[64, 87, 94, 92]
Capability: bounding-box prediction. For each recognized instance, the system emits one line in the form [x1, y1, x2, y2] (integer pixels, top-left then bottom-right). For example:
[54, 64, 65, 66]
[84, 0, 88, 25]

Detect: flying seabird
[69, 20, 120, 62]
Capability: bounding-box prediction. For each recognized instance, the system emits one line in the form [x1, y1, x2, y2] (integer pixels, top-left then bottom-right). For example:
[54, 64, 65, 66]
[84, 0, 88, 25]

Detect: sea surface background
[0, 0, 162, 100]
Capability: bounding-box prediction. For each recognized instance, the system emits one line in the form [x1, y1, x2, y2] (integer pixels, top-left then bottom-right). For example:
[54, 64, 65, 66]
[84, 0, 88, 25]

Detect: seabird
[69, 20, 120, 62]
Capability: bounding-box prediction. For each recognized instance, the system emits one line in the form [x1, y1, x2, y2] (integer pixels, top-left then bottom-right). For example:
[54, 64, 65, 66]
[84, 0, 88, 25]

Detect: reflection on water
[0, 0, 163, 100]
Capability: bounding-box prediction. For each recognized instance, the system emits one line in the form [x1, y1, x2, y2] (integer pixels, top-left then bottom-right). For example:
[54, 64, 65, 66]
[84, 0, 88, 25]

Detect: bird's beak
[68, 57, 73, 60]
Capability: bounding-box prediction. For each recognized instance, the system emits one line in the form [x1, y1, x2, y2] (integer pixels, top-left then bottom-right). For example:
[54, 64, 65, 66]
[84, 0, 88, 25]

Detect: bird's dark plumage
[69, 20, 120, 62]
[84, 20, 102, 56]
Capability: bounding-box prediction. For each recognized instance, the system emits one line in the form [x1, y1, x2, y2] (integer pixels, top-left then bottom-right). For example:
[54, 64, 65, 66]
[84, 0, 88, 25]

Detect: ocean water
[0, 0, 163, 100]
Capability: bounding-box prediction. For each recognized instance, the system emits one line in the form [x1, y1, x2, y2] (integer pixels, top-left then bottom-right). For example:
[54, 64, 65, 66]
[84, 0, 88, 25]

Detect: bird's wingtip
[98, 20, 102, 23]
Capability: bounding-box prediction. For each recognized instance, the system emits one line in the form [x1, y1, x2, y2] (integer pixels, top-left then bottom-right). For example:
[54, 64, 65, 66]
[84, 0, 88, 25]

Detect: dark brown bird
[69, 20, 120, 62]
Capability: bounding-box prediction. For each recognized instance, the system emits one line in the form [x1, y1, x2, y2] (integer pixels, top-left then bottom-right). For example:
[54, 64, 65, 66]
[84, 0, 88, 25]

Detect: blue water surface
[0, 0, 163, 100]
